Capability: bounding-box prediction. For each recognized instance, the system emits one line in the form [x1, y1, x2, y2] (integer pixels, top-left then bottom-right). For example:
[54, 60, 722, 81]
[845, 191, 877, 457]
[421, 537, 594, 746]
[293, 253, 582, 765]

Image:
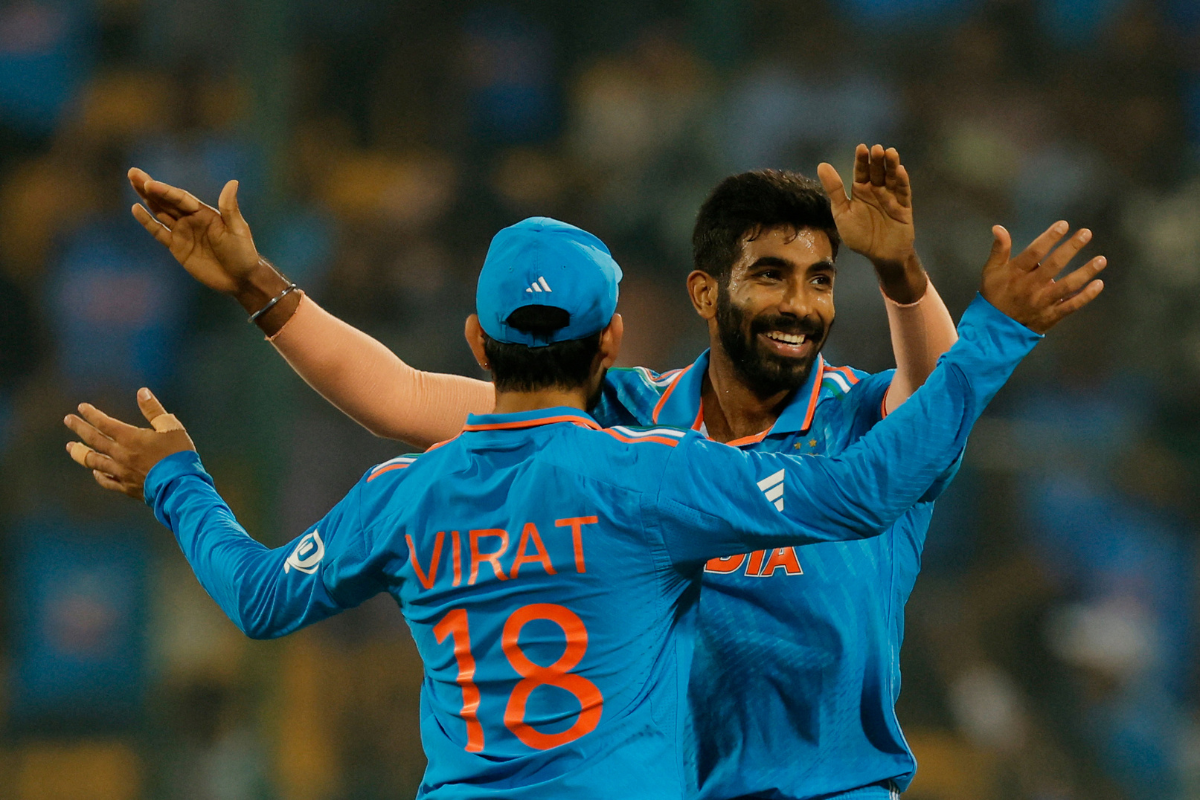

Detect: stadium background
[0, 0, 1198, 797]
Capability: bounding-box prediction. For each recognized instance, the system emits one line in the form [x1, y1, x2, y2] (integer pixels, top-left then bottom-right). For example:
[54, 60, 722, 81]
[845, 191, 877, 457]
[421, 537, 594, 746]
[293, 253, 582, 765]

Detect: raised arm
[657, 221, 1107, 566]
[127, 169, 493, 448]
[817, 145, 959, 413]
[269, 294, 493, 446]
[64, 390, 383, 638]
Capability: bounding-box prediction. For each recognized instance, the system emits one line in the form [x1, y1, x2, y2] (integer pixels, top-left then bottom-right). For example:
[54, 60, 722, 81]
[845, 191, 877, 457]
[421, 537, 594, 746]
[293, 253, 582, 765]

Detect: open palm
[129, 168, 262, 296]
[818, 144, 915, 267]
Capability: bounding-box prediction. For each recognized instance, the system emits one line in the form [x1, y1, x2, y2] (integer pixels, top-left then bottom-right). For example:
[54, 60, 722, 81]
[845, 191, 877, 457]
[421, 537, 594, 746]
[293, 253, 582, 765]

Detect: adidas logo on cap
[525, 277, 553, 293]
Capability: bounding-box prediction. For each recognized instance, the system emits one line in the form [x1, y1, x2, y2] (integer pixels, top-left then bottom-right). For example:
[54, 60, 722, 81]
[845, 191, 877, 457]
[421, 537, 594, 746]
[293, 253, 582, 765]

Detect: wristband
[247, 283, 298, 324]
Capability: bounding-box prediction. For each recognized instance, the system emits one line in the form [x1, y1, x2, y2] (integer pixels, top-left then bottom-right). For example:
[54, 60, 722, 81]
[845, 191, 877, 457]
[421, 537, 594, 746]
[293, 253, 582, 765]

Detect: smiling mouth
[759, 330, 815, 358]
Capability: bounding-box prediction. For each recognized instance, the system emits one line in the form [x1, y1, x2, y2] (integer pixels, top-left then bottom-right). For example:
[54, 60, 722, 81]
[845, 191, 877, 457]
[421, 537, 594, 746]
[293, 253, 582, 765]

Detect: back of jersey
[362, 412, 695, 800]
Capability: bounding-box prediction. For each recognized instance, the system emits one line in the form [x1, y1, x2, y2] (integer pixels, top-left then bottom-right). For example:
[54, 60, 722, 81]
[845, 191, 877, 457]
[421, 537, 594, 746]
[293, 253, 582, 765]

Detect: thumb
[817, 162, 850, 214]
[985, 225, 1012, 270]
[138, 388, 184, 432]
[218, 180, 251, 236]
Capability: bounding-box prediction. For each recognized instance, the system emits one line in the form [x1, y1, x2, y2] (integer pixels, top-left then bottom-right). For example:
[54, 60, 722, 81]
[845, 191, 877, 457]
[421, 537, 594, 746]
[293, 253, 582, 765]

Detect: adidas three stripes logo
[525, 277, 553, 293]
[758, 469, 785, 511]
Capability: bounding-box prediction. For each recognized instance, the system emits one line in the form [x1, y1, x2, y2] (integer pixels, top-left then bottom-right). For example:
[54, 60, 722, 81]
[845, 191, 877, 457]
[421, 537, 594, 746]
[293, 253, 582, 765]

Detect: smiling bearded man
[121, 143, 1105, 799]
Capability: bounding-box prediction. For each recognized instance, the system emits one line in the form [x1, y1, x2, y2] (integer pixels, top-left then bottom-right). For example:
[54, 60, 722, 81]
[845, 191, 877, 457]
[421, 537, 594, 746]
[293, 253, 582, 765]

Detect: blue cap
[476, 217, 622, 347]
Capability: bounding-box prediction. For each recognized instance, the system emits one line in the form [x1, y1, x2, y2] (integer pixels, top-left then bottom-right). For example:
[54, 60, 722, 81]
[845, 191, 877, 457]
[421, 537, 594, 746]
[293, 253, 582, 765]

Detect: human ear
[464, 315, 490, 369]
[599, 314, 624, 368]
[687, 271, 719, 320]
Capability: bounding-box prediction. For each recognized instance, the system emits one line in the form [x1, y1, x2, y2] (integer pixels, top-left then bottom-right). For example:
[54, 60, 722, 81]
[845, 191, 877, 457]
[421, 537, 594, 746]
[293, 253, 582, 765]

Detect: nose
[776, 276, 811, 318]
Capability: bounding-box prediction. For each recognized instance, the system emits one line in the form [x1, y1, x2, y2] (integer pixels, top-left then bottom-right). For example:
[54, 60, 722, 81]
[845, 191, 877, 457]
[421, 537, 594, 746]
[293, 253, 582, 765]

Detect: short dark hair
[692, 170, 840, 282]
[483, 305, 602, 392]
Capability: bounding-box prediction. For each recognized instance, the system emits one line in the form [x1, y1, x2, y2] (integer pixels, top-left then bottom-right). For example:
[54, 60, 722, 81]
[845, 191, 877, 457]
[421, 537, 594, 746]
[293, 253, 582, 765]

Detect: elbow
[236, 612, 285, 641]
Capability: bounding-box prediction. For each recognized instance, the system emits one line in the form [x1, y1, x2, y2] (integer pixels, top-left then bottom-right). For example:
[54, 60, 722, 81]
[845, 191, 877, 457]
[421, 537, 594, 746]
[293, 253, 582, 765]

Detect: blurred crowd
[0, 0, 1198, 798]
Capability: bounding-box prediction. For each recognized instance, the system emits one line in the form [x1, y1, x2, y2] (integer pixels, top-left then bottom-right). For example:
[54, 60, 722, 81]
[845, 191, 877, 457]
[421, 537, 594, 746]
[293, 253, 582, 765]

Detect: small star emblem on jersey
[809, 439, 818, 447]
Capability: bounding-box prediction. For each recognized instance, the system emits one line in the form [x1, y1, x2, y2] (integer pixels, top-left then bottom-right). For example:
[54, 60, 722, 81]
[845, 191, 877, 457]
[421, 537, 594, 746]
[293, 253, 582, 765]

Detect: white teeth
[766, 332, 807, 345]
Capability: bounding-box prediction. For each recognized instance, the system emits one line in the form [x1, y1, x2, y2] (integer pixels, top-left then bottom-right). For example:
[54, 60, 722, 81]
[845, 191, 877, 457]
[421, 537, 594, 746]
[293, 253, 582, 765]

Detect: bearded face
[715, 284, 831, 396]
[710, 226, 836, 398]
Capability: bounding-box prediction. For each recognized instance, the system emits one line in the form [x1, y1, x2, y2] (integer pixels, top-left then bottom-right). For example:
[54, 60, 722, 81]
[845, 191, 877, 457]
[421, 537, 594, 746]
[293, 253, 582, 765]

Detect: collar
[463, 406, 602, 433]
[650, 350, 826, 444]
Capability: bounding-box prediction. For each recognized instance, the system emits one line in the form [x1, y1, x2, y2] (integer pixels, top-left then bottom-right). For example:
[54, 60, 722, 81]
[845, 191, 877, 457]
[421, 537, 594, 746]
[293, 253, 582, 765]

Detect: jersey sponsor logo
[284, 530, 325, 574]
[704, 547, 803, 577]
[525, 277, 553, 293]
[758, 468, 785, 511]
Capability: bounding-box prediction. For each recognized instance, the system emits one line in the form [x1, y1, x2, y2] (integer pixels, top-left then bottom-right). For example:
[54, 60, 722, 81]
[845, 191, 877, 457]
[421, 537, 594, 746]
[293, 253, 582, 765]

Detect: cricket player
[66, 216, 1083, 797]
[120, 147, 1105, 798]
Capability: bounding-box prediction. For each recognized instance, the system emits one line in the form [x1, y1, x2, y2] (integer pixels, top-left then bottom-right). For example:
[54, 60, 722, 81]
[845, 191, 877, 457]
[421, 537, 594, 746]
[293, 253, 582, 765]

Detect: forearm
[882, 277, 958, 414]
[268, 294, 495, 447]
[146, 452, 341, 639]
[812, 293, 1039, 529]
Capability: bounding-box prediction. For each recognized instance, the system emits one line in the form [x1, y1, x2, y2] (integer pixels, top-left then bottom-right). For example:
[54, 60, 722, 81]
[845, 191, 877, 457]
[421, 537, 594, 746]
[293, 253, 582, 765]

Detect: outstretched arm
[269, 294, 494, 446]
[658, 221, 1107, 566]
[818, 145, 959, 412]
[64, 390, 382, 638]
[128, 169, 494, 448]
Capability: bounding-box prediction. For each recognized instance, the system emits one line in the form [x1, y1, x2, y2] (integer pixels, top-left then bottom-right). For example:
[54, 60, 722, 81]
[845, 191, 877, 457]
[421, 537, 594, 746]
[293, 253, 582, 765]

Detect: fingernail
[138, 388, 150, 400]
[77, 403, 86, 412]
[65, 442, 71, 452]
[63, 416, 70, 425]
[1080, 229, 1092, 242]
[1054, 221, 1068, 233]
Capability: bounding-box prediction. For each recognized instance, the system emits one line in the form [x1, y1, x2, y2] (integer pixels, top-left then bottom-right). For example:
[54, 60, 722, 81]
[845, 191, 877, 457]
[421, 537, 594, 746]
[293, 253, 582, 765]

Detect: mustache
[749, 314, 825, 340]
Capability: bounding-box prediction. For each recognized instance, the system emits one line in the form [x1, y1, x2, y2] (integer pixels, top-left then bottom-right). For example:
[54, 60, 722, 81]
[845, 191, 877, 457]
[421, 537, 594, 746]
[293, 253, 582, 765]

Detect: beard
[715, 288, 830, 398]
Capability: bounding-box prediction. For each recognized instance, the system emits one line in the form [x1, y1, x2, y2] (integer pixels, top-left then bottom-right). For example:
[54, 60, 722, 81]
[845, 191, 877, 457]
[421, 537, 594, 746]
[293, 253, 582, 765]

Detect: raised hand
[64, 388, 196, 500]
[129, 168, 267, 296]
[817, 144, 915, 270]
[980, 222, 1106, 334]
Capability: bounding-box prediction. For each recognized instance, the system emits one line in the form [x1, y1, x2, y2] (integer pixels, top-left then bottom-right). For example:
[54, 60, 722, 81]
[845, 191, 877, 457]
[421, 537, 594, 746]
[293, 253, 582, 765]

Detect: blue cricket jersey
[588, 294, 1040, 799]
[144, 293, 1037, 799]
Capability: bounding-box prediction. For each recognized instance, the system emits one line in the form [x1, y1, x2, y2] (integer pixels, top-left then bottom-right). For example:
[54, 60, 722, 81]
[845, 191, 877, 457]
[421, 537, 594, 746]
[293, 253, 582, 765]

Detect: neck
[701, 344, 794, 443]
[492, 387, 591, 415]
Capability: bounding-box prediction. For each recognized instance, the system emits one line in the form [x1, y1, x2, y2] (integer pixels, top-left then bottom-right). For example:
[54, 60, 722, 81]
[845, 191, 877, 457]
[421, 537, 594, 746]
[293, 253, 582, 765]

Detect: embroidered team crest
[284, 530, 325, 574]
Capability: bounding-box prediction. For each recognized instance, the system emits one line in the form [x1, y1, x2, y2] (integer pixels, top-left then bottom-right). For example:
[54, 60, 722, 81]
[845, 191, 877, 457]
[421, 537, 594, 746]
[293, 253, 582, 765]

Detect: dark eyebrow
[746, 256, 838, 274]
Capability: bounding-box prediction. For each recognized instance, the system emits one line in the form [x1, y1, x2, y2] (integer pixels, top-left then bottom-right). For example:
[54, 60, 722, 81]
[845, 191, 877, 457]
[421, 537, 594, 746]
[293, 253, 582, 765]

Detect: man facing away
[126, 147, 1103, 798]
[66, 215, 1098, 798]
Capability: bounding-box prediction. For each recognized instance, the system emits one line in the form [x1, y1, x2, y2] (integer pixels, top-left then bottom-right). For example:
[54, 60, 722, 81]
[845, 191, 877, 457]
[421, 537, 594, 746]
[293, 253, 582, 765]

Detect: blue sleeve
[845, 369, 961, 503]
[144, 451, 387, 639]
[653, 294, 1040, 566]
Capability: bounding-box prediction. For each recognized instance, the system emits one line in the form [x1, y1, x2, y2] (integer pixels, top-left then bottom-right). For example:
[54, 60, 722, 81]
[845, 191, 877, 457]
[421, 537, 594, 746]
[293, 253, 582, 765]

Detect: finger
[66, 440, 98, 469]
[816, 163, 851, 214]
[143, 180, 208, 215]
[985, 225, 1012, 270]
[853, 144, 870, 184]
[137, 388, 185, 432]
[1049, 278, 1105, 320]
[869, 144, 886, 186]
[217, 180, 251, 236]
[131, 204, 173, 246]
[66, 441, 134, 482]
[64, 415, 121, 456]
[1012, 221, 1069, 271]
[892, 164, 912, 208]
[1037, 227, 1091, 276]
[883, 147, 900, 192]
[155, 211, 176, 229]
[92, 470, 140, 499]
[1050, 256, 1108, 301]
[77, 403, 142, 443]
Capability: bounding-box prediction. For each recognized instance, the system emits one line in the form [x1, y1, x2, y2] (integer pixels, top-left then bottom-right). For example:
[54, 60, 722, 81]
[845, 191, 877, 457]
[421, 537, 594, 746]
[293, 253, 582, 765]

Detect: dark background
[0, 0, 1198, 798]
